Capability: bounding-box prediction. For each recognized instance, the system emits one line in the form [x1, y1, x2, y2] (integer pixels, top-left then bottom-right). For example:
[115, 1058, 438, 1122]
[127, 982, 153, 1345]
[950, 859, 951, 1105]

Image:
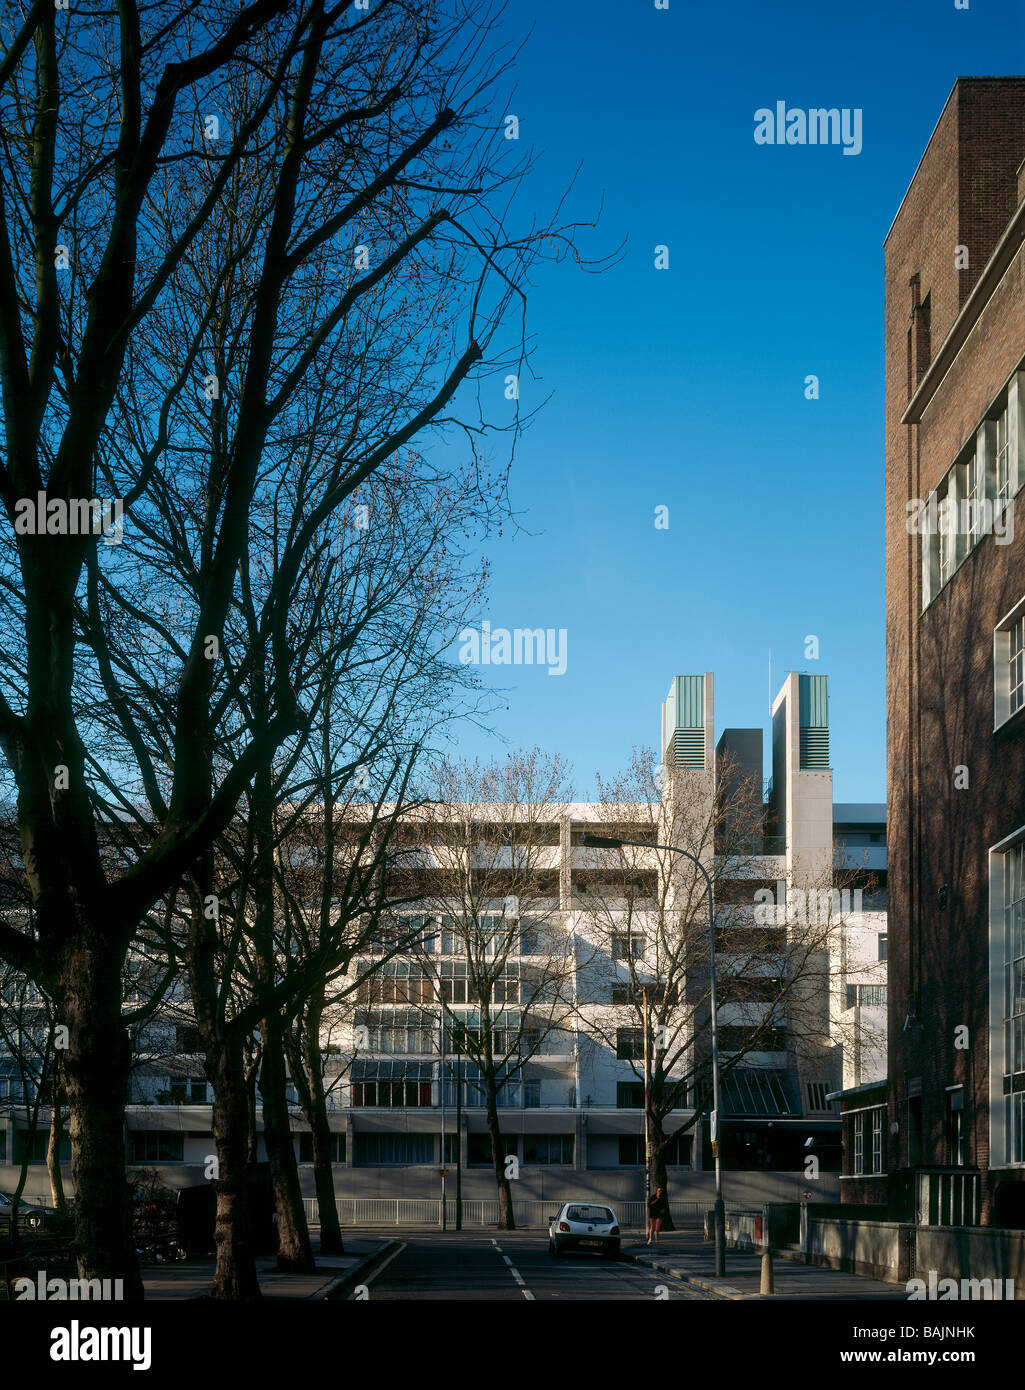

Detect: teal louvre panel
[668, 728, 705, 769]
[665, 675, 705, 769]
[799, 728, 830, 768]
[799, 674, 829, 769]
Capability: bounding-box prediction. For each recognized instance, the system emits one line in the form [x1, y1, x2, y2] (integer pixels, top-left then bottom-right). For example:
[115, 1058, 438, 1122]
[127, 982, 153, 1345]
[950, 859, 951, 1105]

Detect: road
[350, 1229, 716, 1300]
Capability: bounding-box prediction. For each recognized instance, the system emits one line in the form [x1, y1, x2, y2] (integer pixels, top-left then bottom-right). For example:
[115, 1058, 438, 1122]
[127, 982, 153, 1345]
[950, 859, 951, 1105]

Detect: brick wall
[884, 78, 1025, 1223]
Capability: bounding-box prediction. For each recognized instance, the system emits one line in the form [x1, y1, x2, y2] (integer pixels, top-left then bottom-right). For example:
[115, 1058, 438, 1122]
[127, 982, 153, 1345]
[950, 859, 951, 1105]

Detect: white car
[547, 1202, 621, 1258]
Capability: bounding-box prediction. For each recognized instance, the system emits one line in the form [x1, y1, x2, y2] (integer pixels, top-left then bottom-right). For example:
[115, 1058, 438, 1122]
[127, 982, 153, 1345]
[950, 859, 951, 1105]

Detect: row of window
[116, 1132, 696, 1167]
[920, 374, 1022, 609]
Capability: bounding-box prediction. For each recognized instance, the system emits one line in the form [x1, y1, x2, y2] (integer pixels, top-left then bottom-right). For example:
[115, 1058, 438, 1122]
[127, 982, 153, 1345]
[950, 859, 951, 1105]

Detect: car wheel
[547, 1240, 554, 1255]
[552, 1241, 563, 1258]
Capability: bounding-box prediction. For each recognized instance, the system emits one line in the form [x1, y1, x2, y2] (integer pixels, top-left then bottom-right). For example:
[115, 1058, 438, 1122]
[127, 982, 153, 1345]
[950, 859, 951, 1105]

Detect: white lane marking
[493, 1240, 533, 1299]
[351, 1239, 407, 1297]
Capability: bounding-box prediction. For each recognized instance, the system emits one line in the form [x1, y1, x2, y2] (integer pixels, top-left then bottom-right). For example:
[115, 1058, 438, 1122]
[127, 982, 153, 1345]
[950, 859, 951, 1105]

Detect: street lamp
[582, 831, 727, 1277]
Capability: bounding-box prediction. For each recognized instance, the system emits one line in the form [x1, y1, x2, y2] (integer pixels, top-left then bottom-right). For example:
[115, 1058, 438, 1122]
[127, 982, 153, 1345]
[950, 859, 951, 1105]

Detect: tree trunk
[649, 1112, 676, 1232]
[285, 997, 345, 1256]
[485, 1078, 515, 1230]
[209, 1032, 261, 1300]
[245, 1041, 260, 1167]
[311, 1117, 344, 1256]
[259, 1014, 315, 1272]
[58, 940, 143, 1297]
[46, 1084, 67, 1214]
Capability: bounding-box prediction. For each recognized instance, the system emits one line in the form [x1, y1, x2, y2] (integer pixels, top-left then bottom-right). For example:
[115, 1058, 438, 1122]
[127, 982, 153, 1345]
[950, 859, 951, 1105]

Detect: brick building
[885, 78, 1025, 1227]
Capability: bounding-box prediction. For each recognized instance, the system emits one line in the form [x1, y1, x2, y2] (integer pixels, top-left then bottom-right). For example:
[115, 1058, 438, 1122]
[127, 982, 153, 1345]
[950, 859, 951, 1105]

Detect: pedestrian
[647, 1185, 669, 1243]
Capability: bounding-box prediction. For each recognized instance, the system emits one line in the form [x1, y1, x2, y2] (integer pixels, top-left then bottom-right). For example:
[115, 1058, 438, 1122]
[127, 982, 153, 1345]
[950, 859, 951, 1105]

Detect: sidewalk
[142, 1239, 391, 1300]
[622, 1229, 906, 1300]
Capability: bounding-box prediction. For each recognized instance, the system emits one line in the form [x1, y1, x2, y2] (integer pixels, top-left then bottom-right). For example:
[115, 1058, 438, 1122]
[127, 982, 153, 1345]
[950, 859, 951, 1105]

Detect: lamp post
[582, 831, 727, 1277]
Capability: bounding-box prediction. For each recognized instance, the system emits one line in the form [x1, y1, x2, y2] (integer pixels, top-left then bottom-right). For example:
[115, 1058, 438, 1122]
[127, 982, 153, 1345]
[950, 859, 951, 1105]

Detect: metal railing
[301, 1196, 716, 1229]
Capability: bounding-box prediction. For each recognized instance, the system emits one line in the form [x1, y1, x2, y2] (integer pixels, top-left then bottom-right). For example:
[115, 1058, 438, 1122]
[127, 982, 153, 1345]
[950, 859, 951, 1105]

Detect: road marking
[349, 1239, 406, 1298]
[493, 1239, 533, 1300]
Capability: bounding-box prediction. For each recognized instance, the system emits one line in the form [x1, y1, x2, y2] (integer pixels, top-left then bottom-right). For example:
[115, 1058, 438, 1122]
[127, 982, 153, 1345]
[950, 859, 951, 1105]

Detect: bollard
[760, 1245, 774, 1295]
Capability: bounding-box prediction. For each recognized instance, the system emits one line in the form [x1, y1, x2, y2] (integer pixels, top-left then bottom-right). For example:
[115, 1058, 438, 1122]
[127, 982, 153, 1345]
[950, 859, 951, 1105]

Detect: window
[805, 1080, 830, 1114]
[358, 962, 434, 1005]
[844, 984, 887, 1010]
[995, 599, 1025, 729]
[612, 935, 645, 960]
[175, 1025, 203, 1053]
[877, 934, 888, 961]
[129, 1132, 184, 1163]
[12, 1130, 71, 1165]
[354, 1134, 435, 1165]
[996, 404, 1012, 503]
[717, 1026, 786, 1054]
[468, 1133, 515, 1166]
[946, 1089, 965, 1167]
[362, 1009, 436, 1054]
[616, 1082, 645, 1109]
[351, 1080, 433, 1107]
[523, 1081, 541, 1108]
[168, 1079, 208, 1104]
[617, 1134, 691, 1166]
[438, 960, 477, 1005]
[937, 479, 954, 586]
[522, 1135, 573, 1164]
[872, 1109, 884, 1173]
[611, 982, 678, 1005]
[616, 1029, 644, 1061]
[1011, 615, 1025, 719]
[298, 1133, 345, 1164]
[518, 926, 539, 955]
[566, 1203, 614, 1223]
[853, 1115, 864, 1175]
[1001, 841, 1025, 1165]
[963, 450, 982, 547]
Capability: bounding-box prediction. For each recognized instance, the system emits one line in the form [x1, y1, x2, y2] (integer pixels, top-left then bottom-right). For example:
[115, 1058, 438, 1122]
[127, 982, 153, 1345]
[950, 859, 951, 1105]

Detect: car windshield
[0, 1193, 11, 1206]
[566, 1205, 613, 1223]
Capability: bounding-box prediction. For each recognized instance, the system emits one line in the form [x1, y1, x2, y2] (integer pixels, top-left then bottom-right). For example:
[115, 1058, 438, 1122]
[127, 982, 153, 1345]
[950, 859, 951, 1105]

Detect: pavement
[622, 1228, 907, 1300]
[141, 1239, 393, 1300]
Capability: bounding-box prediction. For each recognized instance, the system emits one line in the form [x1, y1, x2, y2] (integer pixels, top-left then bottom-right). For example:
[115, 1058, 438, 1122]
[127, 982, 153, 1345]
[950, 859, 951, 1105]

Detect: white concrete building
[1, 671, 886, 1213]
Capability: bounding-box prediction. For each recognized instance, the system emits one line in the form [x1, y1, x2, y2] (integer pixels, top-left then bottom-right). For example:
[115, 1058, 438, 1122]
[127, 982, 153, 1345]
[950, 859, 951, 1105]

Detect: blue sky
[442, 0, 1025, 802]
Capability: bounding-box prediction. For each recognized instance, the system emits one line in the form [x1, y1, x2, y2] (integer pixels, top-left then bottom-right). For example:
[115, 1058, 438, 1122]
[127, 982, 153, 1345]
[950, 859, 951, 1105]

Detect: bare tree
[387, 749, 578, 1230]
[575, 747, 868, 1219]
[0, 0, 601, 1292]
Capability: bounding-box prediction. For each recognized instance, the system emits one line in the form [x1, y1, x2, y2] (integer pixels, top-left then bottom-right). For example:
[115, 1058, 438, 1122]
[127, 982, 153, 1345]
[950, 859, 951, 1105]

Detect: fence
[301, 1196, 717, 1229]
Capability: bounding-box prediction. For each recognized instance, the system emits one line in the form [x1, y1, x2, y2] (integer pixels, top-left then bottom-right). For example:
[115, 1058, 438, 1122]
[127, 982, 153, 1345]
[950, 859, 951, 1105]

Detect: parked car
[0, 1190, 56, 1235]
[548, 1202, 621, 1258]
